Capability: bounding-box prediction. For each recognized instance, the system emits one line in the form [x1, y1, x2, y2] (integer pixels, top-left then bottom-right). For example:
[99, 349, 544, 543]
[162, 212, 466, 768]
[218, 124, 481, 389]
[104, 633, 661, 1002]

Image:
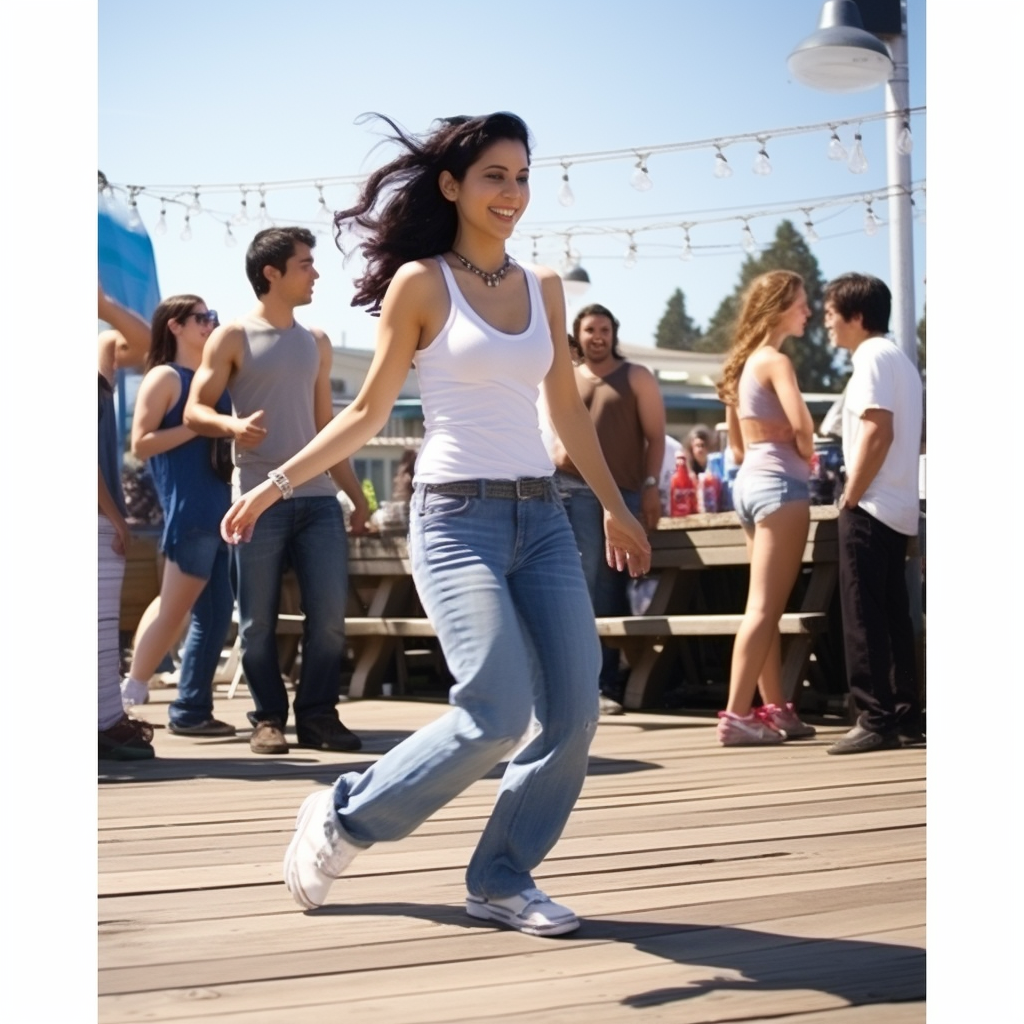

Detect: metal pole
[883, 4, 917, 366]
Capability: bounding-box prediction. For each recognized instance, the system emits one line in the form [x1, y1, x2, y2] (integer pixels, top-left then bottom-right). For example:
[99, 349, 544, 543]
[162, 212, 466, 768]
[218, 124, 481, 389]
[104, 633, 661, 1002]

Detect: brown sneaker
[250, 719, 289, 755]
[99, 714, 155, 761]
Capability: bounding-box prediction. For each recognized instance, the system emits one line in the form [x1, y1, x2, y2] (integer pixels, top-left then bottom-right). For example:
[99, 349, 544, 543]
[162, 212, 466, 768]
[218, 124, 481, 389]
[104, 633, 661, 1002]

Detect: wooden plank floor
[99, 688, 925, 1024]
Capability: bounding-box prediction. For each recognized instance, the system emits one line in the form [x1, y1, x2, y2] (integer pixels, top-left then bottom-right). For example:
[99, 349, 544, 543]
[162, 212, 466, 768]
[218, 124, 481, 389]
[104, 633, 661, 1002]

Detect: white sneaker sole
[465, 895, 580, 937]
[283, 790, 358, 910]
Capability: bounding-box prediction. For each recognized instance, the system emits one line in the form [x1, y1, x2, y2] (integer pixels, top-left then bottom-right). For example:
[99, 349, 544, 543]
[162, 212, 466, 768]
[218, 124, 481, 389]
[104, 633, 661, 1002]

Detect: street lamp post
[788, 0, 918, 368]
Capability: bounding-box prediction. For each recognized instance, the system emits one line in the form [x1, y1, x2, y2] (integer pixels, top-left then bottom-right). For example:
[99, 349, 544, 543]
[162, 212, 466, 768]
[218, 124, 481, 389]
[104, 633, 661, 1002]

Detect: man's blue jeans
[235, 496, 349, 727]
[329, 480, 600, 900]
[554, 471, 642, 691]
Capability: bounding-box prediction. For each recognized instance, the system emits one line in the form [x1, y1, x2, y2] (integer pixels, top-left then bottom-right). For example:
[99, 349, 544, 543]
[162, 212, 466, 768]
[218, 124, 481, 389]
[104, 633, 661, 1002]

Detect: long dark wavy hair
[147, 294, 204, 372]
[335, 112, 533, 313]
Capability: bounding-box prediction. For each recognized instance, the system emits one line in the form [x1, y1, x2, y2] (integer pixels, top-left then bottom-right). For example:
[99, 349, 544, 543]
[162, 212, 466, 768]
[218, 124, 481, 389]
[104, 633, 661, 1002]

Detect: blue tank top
[148, 365, 231, 549]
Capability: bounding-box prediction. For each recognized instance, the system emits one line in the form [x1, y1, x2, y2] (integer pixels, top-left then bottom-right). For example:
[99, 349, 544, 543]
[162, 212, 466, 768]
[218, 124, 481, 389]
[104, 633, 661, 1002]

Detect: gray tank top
[736, 359, 808, 480]
[737, 360, 787, 420]
[230, 315, 337, 497]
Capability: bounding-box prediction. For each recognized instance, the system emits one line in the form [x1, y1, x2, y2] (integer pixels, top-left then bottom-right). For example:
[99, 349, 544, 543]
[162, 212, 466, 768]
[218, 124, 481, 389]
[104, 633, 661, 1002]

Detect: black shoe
[296, 714, 362, 752]
[827, 722, 901, 755]
[898, 731, 926, 747]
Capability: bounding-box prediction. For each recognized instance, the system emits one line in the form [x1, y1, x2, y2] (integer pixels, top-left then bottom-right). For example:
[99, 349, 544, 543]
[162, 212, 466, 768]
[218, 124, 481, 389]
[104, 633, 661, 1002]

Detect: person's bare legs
[128, 562, 207, 682]
[725, 500, 809, 716]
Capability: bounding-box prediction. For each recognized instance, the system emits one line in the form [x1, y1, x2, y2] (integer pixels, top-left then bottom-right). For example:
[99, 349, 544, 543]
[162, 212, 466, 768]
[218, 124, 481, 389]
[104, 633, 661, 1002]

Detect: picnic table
[336, 506, 841, 709]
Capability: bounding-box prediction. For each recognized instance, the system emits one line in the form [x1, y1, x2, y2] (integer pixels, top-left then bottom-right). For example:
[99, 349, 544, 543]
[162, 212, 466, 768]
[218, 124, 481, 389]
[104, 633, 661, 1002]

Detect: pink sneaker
[762, 703, 816, 739]
[717, 708, 786, 746]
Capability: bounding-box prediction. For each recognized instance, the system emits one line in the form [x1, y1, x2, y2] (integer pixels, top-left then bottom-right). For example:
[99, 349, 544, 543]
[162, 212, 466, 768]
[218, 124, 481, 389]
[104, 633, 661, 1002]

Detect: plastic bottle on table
[698, 471, 721, 513]
[669, 458, 697, 517]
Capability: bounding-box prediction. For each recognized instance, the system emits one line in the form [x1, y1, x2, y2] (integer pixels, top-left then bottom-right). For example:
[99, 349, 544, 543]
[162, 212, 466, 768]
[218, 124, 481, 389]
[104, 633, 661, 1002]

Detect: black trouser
[838, 506, 923, 735]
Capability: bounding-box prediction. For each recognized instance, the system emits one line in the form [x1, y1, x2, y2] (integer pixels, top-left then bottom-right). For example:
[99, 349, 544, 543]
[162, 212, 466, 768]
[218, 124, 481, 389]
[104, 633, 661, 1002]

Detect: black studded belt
[423, 477, 553, 500]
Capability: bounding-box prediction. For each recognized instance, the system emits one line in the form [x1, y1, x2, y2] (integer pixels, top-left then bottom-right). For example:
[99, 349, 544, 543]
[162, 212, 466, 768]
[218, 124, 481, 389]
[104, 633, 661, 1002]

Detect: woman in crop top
[220, 112, 650, 936]
[119, 295, 236, 738]
[714, 270, 817, 746]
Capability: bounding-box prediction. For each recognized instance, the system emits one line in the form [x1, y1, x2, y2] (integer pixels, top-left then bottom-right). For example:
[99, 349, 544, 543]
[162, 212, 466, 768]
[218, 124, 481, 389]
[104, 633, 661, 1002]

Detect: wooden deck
[99, 692, 925, 1023]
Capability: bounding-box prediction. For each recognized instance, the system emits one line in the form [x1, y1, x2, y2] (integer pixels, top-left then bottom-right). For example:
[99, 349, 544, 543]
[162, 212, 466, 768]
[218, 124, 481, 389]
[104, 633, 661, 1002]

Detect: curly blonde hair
[716, 270, 805, 406]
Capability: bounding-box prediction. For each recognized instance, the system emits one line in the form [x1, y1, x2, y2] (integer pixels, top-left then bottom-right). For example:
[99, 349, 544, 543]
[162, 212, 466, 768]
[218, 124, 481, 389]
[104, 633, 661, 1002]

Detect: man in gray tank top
[185, 227, 370, 754]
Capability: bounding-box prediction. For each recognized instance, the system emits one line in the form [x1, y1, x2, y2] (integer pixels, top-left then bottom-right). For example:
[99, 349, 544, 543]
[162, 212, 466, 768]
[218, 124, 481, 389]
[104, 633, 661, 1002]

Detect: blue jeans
[168, 536, 234, 729]
[554, 472, 641, 690]
[330, 479, 600, 900]
[235, 497, 349, 727]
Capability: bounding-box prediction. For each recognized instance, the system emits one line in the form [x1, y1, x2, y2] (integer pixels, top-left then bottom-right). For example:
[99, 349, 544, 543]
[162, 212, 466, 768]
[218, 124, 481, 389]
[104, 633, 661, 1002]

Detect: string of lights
[102, 106, 925, 236]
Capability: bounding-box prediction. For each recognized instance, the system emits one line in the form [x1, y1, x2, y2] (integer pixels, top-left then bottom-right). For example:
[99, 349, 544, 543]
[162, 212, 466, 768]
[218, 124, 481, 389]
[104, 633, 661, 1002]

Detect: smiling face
[577, 313, 617, 367]
[441, 137, 530, 247]
[171, 302, 217, 353]
[824, 300, 867, 351]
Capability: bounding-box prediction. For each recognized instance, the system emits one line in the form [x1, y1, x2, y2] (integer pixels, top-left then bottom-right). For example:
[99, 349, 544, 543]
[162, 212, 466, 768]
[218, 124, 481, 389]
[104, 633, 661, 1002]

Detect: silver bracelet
[267, 469, 294, 500]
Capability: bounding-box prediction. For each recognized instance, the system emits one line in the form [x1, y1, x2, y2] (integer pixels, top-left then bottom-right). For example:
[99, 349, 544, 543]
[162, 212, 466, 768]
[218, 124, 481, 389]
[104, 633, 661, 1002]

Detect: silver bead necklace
[451, 250, 513, 287]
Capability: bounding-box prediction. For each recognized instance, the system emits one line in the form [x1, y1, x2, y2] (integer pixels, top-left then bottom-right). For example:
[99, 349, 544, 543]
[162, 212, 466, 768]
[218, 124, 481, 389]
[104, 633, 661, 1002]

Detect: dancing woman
[221, 112, 650, 935]
[715, 270, 818, 746]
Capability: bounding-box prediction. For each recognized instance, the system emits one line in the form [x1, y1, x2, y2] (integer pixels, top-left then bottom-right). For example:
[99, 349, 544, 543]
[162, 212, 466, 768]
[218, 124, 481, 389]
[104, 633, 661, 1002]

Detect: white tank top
[412, 257, 555, 483]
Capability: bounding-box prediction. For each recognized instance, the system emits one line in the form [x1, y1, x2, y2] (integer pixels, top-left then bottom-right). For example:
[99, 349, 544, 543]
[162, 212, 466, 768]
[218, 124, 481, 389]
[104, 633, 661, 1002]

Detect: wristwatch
[642, 475, 658, 489]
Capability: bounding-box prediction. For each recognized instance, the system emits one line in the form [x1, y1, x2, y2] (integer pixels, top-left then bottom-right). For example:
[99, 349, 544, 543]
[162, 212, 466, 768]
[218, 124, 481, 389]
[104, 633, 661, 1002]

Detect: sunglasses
[184, 310, 219, 327]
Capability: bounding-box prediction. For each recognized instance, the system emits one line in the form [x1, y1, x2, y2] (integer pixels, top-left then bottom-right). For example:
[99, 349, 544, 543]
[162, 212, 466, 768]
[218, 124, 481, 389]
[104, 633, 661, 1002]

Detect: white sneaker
[466, 887, 580, 936]
[120, 677, 150, 708]
[283, 788, 362, 909]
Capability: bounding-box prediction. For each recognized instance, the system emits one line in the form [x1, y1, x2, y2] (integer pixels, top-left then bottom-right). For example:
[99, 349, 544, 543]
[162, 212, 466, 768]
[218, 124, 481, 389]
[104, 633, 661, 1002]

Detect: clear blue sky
[96, 0, 927, 353]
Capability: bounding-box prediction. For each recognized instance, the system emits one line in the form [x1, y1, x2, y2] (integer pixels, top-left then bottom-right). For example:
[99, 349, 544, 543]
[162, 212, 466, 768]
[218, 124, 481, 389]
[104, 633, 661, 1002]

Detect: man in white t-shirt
[824, 273, 924, 755]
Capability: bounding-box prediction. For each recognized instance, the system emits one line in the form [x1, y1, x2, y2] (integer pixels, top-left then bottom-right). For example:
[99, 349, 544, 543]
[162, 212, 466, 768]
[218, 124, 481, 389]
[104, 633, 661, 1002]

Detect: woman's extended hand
[604, 510, 652, 578]
[220, 480, 278, 545]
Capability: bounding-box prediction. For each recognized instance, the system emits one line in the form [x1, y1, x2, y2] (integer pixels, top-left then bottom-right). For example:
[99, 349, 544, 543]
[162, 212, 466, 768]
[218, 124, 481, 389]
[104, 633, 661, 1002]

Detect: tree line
[653, 218, 925, 392]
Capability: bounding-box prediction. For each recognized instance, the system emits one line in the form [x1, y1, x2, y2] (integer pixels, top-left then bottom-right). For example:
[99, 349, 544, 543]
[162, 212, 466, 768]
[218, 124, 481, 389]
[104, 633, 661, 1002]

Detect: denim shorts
[732, 471, 809, 528]
[162, 526, 226, 581]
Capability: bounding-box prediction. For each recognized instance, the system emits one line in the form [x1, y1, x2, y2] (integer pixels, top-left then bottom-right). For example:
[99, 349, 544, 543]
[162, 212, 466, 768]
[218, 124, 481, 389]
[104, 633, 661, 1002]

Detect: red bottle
[670, 459, 697, 517]
[698, 471, 721, 514]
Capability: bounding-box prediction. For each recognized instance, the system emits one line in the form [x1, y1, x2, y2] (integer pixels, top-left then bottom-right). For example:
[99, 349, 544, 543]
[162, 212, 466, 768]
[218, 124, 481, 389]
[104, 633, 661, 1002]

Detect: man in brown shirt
[549, 304, 665, 713]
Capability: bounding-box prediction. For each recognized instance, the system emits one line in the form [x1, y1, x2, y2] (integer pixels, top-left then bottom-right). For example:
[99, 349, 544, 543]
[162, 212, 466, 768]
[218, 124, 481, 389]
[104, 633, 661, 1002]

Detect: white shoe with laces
[466, 887, 580, 936]
[283, 788, 362, 909]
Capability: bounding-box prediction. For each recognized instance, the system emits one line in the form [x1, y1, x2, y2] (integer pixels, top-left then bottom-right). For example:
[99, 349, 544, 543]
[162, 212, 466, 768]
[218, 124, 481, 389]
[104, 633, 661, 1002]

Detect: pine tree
[654, 288, 703, 350]
[699, 219, 845, 392]
[916, 305, 926, 375]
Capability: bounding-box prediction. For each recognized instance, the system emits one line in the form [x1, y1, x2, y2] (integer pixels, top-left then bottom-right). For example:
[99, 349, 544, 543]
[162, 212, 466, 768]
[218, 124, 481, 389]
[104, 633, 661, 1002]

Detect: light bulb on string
[679, 226, 693, 261]
[827, 128, 847, 162]
[847, 132, 868, 174]
[863, 202, 882, 236]
[752, 139, 772, 176]
[257, 187, 271, 229]
[801, 210, 819, 243]
[713, 145, 732, 179]
[126, 189, 142, 229]
[180, 215, 192, 242]
[188, 189, 202, 215]
[224, 223, 237, 248]
[630, 155, 653, 192]
[316, 183, 333, 224]
[897, 120, 913, 156]
[155, 202, 167, 235]
[233, 189, 249, 225]
[741, 221, 758, 255]
[623, 233, 638, 269]
[557, 162, 575, 207]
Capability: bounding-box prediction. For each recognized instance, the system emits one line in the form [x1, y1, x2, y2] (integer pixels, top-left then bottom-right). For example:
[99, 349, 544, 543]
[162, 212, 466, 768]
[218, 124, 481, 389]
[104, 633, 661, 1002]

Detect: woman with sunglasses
[221, 112, 651, 935]
[120, 296, 237, 736]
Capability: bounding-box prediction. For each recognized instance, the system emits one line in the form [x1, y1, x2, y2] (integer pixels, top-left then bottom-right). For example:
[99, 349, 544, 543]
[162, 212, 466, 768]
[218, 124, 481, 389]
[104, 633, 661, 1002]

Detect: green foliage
[699, 219, 846, 393]
[655, 288, 704, 350]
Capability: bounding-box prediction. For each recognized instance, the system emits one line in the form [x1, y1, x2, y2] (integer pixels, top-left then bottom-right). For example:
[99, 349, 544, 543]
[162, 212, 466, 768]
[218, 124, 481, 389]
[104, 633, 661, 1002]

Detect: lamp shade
[561, 263, 591, 300]
[788, 0, 893, 92]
